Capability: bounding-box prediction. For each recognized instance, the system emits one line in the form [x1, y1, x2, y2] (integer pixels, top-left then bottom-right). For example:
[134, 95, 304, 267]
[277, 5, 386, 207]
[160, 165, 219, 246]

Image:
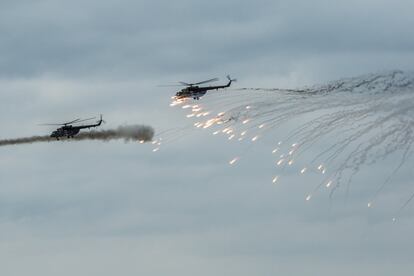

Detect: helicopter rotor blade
[178, 81, 192, 86]
[38, 118, 81, 126]
[158, 84, 187, 87]
[64, 118, 82, 125]
[38, 117, 96, 126]
[193, 78, 219, 85]
[38, 123, 67, 126]
[73, 117, 96, 124]
[160, 78, 219, 88]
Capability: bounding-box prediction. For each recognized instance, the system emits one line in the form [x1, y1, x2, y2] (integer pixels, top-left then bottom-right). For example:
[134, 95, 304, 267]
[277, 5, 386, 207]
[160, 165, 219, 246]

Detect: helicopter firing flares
[168, 70, 414, 218]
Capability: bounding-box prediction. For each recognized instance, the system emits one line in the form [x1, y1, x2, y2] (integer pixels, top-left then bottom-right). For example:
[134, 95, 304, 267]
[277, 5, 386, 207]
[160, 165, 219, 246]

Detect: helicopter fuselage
[175, 80, 233, 100]
[50, 119, 103, 140]
[50, 126, 81, 139]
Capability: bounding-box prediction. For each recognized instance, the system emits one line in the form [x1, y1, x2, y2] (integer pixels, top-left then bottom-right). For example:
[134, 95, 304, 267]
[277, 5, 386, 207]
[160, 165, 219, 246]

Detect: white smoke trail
[0, 125, 154, 146]
[171, 70, 414, 214]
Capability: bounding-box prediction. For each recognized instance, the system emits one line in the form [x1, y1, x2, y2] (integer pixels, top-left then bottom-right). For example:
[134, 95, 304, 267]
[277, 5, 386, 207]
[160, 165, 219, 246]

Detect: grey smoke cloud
[0, 125, 154, 147]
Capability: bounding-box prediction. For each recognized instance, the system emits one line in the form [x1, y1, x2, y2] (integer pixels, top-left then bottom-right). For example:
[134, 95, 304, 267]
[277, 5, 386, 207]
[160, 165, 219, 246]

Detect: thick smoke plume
[0, 125, 154, 147]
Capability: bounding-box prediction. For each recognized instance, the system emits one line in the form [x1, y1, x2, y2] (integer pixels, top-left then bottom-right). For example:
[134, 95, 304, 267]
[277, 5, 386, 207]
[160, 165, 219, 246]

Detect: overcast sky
[1, 1, 414, 275]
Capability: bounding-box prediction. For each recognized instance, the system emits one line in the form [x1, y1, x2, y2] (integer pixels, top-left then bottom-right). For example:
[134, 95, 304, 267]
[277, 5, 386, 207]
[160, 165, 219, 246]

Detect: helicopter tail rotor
[99, 114, 106, 124]
[227, 75, 237, 82]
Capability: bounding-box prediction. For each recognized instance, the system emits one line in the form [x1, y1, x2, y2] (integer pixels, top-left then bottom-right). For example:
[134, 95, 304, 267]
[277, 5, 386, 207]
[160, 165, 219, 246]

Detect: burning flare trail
[170, 70, 414, 215]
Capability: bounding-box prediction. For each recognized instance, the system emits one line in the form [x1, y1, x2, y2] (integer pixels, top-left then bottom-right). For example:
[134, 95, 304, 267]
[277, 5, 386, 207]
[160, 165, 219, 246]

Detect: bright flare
[229, 157, 239, 165]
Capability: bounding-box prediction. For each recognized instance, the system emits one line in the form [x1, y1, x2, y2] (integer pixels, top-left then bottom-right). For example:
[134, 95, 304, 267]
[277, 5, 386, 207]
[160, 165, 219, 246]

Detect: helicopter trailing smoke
[169, 70, 414, 216]
[0, 125, 155, 147]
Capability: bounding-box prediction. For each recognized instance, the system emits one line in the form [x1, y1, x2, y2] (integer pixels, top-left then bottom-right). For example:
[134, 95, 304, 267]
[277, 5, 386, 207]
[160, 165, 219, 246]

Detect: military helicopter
[41, 115, 104, 140]
[173, 75, 236, 100]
